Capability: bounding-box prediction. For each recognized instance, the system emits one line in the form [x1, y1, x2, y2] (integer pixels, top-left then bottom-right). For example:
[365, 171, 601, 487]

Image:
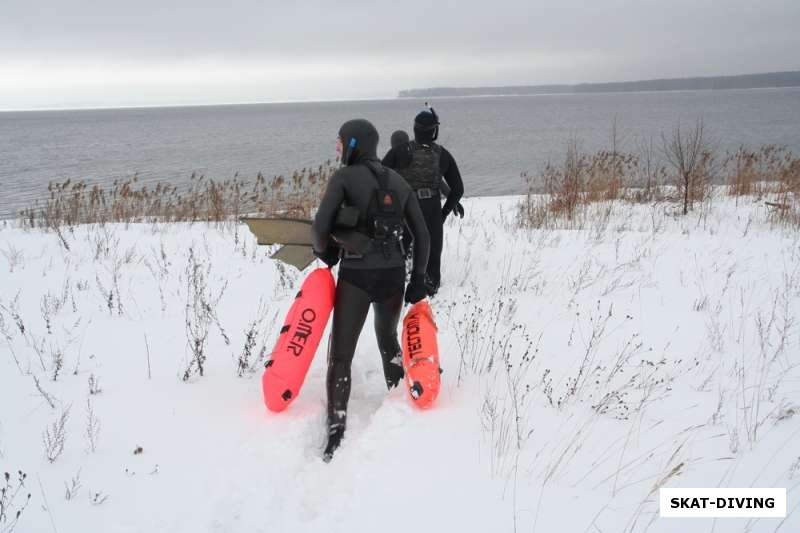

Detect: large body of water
[1, 88, 799, 218]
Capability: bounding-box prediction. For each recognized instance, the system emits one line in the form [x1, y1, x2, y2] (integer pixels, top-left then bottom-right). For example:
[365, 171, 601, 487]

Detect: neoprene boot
[324, 359, 350, 462]
[323, 425, 345, 463]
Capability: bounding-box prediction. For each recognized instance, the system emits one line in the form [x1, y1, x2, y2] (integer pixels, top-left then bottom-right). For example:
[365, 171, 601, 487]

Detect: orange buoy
[263, 268, 335, 412]
[402, 299, 441, 409]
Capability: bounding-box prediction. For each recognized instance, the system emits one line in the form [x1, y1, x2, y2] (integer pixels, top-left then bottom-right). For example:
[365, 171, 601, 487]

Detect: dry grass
[722, 144, 800, 228]
[518, 140, 661, 229]
[769, 155, 800, 228]
[19, 162, 337, 229]
[518, 137, 800, 230]
[724, 145, 789, 198]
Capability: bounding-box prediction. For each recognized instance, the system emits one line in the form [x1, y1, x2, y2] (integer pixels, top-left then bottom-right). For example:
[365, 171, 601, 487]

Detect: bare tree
[662, 118, 712, 215]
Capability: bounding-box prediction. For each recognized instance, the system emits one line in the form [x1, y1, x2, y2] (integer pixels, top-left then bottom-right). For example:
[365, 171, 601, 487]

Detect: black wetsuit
[382, 132, 463, 290]
[311, 119, 430, 460]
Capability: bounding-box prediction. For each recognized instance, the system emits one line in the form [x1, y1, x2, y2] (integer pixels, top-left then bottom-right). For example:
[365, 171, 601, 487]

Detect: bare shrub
[88, 373, 102, 395]
[559, 302, 615, 408]
[91, 491, 109, 505]
[85, 399, 100, 453]
[546, 138, 585, 222]
[143, 241, 172, 313]
[50, 345, 64, 382]
[6, 296, 25, 338]
[630, 136, 668, 203]
[183, 248, 230, 381]
[738, 288, 794, 448]
[42, 407, 71, 463]
[0, 311, 24, 375]
[0, 471, 31, 533]
[0, 245, 23, 273]
[479, 392, 513, 478]
[39, 291, 66, 335]
[95, 246, 126, 316]
[32, 375, 56, 409]
[443, 293, 533, 384]
[237, 300, 276, 377]
[790, 456, 800, 479]
[273, 260, 299, 299]
[64, 470, 81, 501]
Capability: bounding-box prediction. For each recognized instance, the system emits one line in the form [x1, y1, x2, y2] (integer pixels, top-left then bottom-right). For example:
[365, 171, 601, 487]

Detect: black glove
[314, 246, 340, 268]
[453, 202, 465, 219]
[424, 274, 439, 297]
[405, 272, 427, 304]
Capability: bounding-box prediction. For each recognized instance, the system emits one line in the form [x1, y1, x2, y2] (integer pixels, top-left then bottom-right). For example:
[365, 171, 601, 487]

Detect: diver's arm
[440, 148, 464, 217]
[404, 193, 430, 275]
[381, 147, 397, 169]
[311, 173, 345, 253]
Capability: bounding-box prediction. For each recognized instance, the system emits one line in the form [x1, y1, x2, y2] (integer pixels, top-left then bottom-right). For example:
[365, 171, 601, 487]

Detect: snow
[1, 193, 799, 532]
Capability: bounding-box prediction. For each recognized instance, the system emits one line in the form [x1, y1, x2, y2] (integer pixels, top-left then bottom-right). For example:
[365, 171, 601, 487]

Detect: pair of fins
[241, 213, 368, 270]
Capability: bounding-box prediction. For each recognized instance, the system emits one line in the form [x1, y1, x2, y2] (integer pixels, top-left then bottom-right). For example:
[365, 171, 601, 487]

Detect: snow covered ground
[1, 193, 799, 532]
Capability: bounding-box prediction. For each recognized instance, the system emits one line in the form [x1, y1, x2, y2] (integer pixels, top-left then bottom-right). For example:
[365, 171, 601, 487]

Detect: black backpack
[363, 162, 405, 258]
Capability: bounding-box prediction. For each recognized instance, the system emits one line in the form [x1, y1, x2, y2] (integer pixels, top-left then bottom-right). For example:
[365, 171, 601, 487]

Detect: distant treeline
[398, 70, 800, 98]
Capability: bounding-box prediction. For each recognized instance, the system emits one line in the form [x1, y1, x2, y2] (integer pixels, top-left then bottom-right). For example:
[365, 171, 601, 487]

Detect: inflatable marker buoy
[402, 300, 441, 409]
[262, 268, 335, 412]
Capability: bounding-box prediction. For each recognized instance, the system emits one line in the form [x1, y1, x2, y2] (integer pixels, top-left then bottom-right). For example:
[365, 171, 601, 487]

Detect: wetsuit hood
[339, 119, 379, 166]
[390, 130, 410, 149]
[413, 108, 439, 144]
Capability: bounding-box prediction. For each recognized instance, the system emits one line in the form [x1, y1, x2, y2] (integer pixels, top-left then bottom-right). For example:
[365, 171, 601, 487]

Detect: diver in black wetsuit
[383, 108, 464, 295]
[311, 118, 430, 462]
[389, 130, 465, 219]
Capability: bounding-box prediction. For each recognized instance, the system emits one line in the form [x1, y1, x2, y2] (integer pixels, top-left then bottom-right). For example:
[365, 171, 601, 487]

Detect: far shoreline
[3, 85, 800, 115]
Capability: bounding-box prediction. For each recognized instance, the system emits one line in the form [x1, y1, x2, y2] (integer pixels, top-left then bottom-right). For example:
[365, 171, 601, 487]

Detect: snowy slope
[1, 194, 799, 532]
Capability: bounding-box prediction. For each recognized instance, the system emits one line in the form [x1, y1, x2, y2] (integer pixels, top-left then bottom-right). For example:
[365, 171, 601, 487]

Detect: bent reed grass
[20, 161, 337, 229]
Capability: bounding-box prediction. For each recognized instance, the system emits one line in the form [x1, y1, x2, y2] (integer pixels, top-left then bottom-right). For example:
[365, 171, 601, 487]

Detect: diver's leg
[419, 197, 443, 292]
[324, 278, 370, 461]
[373, 290, 405, 389]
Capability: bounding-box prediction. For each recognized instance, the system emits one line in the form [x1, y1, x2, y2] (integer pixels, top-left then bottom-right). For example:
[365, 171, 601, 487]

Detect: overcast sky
[1, 0, 798, 110]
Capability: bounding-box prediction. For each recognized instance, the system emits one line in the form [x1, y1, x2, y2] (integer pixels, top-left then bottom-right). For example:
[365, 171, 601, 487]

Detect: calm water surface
[1, 88, 799, 217]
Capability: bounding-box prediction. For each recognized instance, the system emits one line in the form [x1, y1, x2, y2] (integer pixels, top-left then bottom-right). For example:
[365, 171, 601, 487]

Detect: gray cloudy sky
[1, 0, 798, 110]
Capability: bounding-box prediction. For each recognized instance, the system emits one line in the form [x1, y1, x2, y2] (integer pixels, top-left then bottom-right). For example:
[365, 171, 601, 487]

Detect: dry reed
[19, 161, 337, 229]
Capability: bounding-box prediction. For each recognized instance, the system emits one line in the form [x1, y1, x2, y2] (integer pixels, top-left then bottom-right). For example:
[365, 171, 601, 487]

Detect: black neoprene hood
[414, 109, 438, 129]
[390, 130, 410, 149]
[413, 109, 439, 144]
[338, 119, 379, 166]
